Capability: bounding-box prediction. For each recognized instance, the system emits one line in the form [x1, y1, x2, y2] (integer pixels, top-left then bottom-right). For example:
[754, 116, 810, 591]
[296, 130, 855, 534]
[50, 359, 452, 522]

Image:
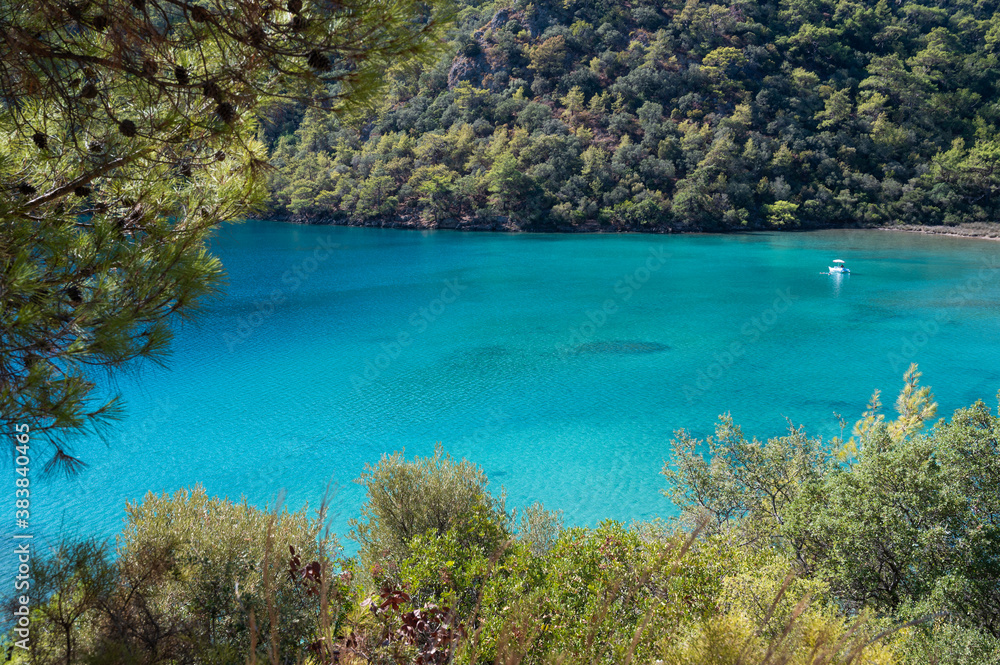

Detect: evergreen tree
[0, 0, 451, 467]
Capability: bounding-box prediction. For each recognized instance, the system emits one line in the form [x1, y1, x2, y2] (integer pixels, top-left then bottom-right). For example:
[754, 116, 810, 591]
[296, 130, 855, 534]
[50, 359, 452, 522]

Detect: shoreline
[252, 214, 1000, 241]
[876, 223, 1000, 241]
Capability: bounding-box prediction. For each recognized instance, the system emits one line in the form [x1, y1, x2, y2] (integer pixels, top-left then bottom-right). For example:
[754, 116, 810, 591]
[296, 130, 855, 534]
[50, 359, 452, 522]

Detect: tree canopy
[265, 0, 1000, 232]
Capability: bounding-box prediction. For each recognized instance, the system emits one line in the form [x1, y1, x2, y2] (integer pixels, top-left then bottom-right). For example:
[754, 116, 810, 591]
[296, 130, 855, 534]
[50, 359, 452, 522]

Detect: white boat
[828, 259, 850, 274]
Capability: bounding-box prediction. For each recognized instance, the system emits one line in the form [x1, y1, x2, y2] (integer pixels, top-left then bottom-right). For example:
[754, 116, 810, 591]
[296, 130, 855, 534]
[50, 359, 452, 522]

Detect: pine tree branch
[23, 156, 135, 212]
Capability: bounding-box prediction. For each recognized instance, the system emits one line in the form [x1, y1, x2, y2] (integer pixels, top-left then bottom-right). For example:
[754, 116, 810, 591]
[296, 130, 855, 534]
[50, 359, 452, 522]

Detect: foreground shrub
[15, 540, 116, 665]
[14, 486, 342, 665]
[120, 485, 342, 661]
[16, 367, 1000, 664]
[664, 365, 1000, 661]
[349, 445, 510, 574]
[450, 521, 893, 665]
[884, 617, 1000, 665]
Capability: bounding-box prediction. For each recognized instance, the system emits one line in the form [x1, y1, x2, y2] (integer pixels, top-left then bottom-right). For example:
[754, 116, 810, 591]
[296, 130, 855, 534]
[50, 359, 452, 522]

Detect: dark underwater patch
[575, 340, 670, 354]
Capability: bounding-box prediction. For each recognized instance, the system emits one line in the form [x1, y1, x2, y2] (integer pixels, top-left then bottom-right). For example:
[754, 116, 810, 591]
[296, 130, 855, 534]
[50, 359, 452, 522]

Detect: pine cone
[216, 102, 236, 123]
[174, 66, 190, 85]
[203, 81, 222, 100]
[247, 26, 266, 46]
[32, 132, 47, 149]
[307, 50, 331, 71]
[74, 185, 92, 197]
[119, 120, 138, 137]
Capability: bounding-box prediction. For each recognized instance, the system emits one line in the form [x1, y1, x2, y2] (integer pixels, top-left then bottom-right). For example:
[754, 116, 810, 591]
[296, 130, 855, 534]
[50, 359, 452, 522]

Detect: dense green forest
[264, 0, 1000, 231]
[11, 368, 1000, 664]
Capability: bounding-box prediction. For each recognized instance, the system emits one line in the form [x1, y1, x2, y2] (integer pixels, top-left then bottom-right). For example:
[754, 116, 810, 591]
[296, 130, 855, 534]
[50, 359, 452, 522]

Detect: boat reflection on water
[824, 259, 850, 297]
[830, 269, 846, 296]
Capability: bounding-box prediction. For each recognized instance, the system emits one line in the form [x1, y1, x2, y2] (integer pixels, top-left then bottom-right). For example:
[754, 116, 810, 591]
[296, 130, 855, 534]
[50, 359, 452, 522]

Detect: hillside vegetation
[265, 0, 1000, 231]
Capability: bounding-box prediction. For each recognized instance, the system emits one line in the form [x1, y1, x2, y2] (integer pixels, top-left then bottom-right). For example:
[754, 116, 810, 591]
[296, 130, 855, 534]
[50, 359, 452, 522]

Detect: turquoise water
[20, 222, 1000, 554]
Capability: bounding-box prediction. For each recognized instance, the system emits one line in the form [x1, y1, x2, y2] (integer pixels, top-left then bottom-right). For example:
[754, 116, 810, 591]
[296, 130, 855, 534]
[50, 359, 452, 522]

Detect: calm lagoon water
[19, 222, 1000, 554]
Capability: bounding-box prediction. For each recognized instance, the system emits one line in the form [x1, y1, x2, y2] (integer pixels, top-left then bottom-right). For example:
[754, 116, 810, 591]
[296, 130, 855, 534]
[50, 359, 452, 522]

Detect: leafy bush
[14, 486, 342, 665]
[664, 365, 1000, 660]
[349, 445, 510, 574]
[517, 501, 564, 556]
[13, 367, 1000, 664]
[118, 485, 340, 661]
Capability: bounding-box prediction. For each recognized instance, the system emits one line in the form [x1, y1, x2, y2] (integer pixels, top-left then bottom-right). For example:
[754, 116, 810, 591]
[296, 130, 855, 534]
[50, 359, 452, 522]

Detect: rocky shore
[880, 222, 1000, 240]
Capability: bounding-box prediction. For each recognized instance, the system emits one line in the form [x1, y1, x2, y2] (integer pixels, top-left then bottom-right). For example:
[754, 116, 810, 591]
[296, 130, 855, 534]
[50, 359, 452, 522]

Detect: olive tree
[349, 445, 510, 570]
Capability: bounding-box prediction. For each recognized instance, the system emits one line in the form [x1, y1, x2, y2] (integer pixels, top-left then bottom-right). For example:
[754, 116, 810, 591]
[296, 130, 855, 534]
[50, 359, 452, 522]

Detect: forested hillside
[265, 0, 1000, 231]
